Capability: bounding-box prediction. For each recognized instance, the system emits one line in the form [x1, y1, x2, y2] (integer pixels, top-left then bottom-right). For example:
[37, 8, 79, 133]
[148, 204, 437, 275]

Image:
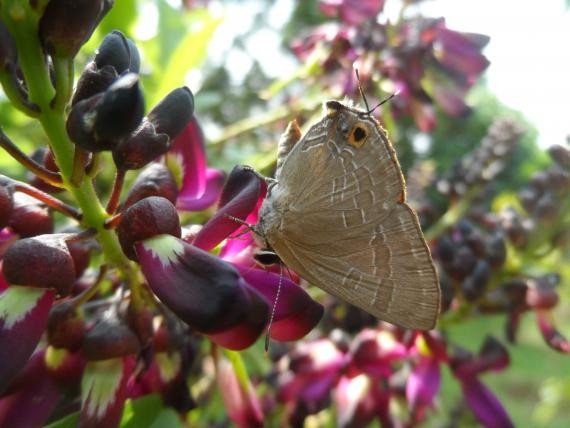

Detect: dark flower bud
[2, 234, 76, 294]
[462, 259, 490, 301]
[534, 193, 558, 221]
[547, 169, 570, 191]
[148, 87, 194, 139]
[547, 144, 570, 170]
[436, 236, 455, 265]
[27, 147, 63, 193]
[486, 234, 506, 269]
[126, 302, 154, 347]
[39, 0, 113, 58]
[95, 30, 140, 74]
[8, 192, 53, 237]
[67, 73, 144, 152]
[82, 318, 141, 360]
[66, 237, 94, 279]
[448, 245, 477, 280]
[47, 300, 86, 350]
[525, 278, 559, 309]
[112, 120, 170, 170]
[122, 163, 179, 210]
[72, 62, 119, 106]
[93, 73, 145, 142]
[0, 183, 14, 229]
[117, 196, 181, 261]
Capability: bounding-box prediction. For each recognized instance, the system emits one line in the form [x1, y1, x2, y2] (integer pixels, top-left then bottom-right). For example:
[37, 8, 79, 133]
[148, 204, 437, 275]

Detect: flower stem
[106, 169, 126, 214]
[0, 129, 63, 186]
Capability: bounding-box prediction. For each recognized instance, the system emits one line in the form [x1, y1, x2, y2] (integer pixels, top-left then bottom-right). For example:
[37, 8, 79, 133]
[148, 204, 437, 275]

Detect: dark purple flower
[135, 234, 269, 350]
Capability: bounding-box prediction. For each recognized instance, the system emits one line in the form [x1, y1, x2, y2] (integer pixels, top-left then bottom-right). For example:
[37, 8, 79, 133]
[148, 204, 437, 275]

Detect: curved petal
[236, 266, 323, 341]
[0, 286, 55, 395]
[193, 166, 266, 251]
[177, 168, 225, 211]
[461, 377, 514, 428]
[406, 357, 440, 411]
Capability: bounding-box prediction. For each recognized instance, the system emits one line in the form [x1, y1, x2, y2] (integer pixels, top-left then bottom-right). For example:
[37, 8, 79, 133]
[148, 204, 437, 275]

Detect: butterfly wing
[272, 202, 440, 330]
[263, 102, 440, 329]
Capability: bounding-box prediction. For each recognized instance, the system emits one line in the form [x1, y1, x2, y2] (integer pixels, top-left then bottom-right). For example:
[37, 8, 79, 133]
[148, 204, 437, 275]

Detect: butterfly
[252, 100, 441, 330]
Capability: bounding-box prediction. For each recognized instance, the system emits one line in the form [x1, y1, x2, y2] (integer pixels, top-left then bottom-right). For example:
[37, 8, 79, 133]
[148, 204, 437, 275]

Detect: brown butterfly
[252, 99, 441, 330]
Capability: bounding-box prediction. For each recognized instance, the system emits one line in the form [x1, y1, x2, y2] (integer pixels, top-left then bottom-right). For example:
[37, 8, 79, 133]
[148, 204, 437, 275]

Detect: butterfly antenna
[367, 91, 399, 115]
[264, 263, 283, 352]
[354, 69, 371, 113]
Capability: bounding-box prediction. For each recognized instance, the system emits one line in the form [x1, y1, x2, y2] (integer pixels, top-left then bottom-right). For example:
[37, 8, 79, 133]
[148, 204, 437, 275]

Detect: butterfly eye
[348, 123, 368, 148]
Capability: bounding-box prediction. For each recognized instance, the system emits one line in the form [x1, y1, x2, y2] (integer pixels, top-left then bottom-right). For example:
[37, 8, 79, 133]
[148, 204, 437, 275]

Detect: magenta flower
[215, 353, 263, 428]
[169, 117, 225, 212]
[320, 0, 385, 26]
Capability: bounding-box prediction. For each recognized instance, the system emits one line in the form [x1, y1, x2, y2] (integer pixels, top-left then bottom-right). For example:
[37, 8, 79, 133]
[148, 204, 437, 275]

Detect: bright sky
[420, 0, 570, 148]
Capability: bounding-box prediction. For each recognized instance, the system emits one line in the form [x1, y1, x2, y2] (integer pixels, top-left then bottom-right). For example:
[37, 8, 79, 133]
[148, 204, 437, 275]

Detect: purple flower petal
[177, 168, 225, 211]
[79, 357, 133, 428]
[461, 377, 514, 428]
[215, 354, 263, 428]
[350, 329, 408, 377]
[169, 117, 207, 202]
[0, 286, 55, 394]
[320, 0, 385, 26]
[193, 166, 266, 251]
[406, 357, 440, 410]
[453, 336, 509, 379]
[435, 27, 490, 77]
[136, 235, 269, 339]
[236, 266, 323, 341]
[335, 374, 377, 428]
[0, 362, 61, 428]
[536, 310, 570, 354]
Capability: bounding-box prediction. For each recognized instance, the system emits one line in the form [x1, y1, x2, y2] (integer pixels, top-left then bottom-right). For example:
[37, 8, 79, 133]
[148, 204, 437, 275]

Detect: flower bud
[27, 147, 63, 193]
[8, 192, 53, 237]
[67, 73, 144, 152]
[93, 73, 145, 142]
[39, 0, 113, 58]
[148, 87, 194, 139]
[122, 163, 179, 210]
[47, 300, 86, 351]
[117, 196, 181, 261]
[72, 62, 119, 106]
[95, 30, 140, 74]
[2, 234, 76, 294]
[112, 120, 170, 170]
[82, 318, 141, 361]
[0, 182, 14, 229]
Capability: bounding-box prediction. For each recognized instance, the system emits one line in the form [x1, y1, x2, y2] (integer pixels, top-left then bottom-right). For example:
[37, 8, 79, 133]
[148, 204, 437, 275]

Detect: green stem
[51, 55, 74, 111]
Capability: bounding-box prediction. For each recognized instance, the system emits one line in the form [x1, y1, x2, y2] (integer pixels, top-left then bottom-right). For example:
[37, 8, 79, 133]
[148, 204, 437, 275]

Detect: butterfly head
[324, 100, 377, 149]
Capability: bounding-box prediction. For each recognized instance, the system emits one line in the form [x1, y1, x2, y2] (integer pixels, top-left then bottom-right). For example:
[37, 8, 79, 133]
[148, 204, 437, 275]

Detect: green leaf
[44, 412, 79, 428]
[121, 394, 182, 428]
[151, 9, 223, 106]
